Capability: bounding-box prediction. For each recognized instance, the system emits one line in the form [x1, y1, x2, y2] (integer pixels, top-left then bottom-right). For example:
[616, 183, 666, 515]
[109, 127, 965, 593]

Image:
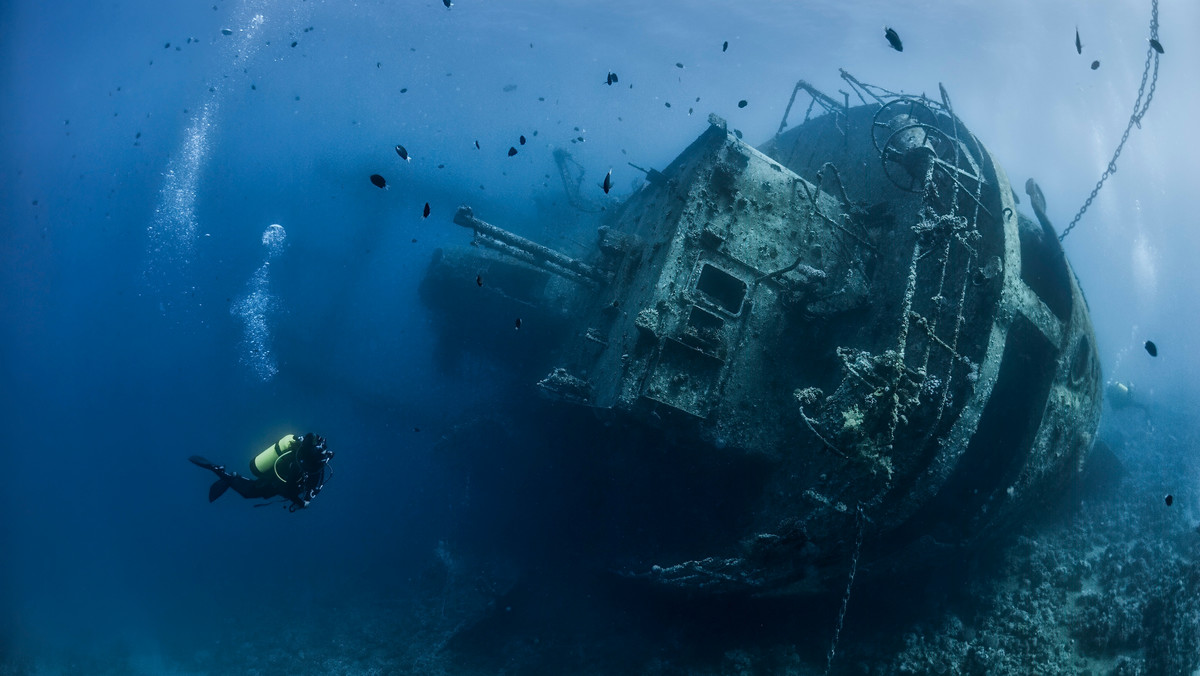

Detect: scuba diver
[189, 433, 333, 511]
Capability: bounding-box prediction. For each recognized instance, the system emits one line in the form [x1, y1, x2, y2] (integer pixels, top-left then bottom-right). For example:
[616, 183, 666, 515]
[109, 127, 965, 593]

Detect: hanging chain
[1060, 0, 1161, 241]
[825, 505, 866, 675]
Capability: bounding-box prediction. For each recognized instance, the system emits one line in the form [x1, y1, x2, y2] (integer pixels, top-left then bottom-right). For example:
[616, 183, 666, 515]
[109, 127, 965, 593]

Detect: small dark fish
[502, 84, 518, 92]
[423, 202, 431, 219]
[884, 26, 903, 52]
[1144, 340, 1157, 357]
[722, 40, 728, 52]
[1091, 60, 1100, 70]
[1149, 38, 1164, 54]
[737, 99, 747, 108]
[474, 140, 480, 149]
[602, 168, 612, 194]
[476, 275, 483, 287]
[1165, 494, 1174, 507]
[508, 146, 518, 157]
[519, 135, 526, 145]
[395, 144, 410, 161]
[370, 174, 387, 189]
[443, 0, 451, 6]
[290, 41, 297, 48]
[606, 71, 618, 85]
[1075, 27, 1082, 54]
[665, 102, 671, 108]
[514, 318, 522, 330]
[675, 62, 684, 69]
[221, 28, 233, 36]
[400, 87, 408, 93]
[414, 427, 421, 433]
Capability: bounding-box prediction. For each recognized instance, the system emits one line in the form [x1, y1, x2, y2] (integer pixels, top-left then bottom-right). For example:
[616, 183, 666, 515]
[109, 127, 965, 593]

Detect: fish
[290, 41, 297, 48]
[675, 62, 684, 69]
[514, 318, 522, 330]
[1165, 494, 1174, 506]
[602, 169, 612, 194]
[395, 144, 410, 161]
[475, 140, 480, 149]
[723, 41, 728, 52]
[1149, 38, 1164, 54]
[1091, 60, 1100, 70]
[476, 275, 483, 287]
[884, 26, 903, 52]
[606, 71, 619, 86]
[221, 28, 233, 36]
[423, 202, 431, 219]
[519, 135, 526, 145]
[737, 99, 747, 108]
[1075, 27, 1082, 54]
[508, 146, 518, 157]
[1144, 340, 1157, 357]
[443, 0, 451, 6]
[369, 174, 387, 189]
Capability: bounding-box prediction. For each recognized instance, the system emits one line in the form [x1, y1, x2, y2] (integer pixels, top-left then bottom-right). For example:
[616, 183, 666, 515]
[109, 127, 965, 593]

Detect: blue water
[3, 1, 1197, 673]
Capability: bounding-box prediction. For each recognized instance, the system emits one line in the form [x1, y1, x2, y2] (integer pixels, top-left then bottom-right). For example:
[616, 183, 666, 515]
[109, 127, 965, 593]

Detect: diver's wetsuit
[190, 433, 332, 510]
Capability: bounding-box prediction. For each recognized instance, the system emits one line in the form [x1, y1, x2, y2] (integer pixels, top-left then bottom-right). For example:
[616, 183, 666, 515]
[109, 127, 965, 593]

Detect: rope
[1059, 0, 1161, 241]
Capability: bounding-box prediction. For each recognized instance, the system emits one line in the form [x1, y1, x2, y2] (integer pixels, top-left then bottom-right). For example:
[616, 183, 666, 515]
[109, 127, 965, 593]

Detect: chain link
[1060, 0, 1160, 241]
[825, 505, 866, 675]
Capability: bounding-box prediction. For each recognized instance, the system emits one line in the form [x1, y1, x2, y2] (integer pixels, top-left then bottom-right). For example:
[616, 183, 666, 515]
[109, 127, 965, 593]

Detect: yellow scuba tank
[251, 435, 299, 480]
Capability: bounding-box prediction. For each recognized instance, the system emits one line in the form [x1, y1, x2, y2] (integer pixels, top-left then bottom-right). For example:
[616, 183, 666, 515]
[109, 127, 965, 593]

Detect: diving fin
[209, 477, 231, 502]
[189, 455, 216, 470]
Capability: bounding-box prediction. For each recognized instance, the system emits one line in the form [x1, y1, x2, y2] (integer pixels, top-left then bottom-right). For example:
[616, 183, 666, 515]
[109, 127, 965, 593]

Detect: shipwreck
[420, 72, 1102, 596]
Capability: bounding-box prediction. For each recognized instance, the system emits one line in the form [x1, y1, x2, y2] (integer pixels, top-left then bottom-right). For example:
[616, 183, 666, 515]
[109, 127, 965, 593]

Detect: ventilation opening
[1018, 214, 1072, 321]
[696, 264, 747, 314]
[687, 305, 725, 333]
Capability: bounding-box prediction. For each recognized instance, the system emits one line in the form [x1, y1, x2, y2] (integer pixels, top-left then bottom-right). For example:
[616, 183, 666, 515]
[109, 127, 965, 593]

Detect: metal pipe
[452, 206, 607, 284]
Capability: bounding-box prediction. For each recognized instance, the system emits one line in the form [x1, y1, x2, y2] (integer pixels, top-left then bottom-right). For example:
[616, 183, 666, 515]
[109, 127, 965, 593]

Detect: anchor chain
[825, 504, 866, 675]
[1060, 0, 1161, 241]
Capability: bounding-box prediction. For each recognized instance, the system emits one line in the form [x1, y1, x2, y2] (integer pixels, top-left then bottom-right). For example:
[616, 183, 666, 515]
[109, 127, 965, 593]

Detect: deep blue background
[2, 0, 1196, 668]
